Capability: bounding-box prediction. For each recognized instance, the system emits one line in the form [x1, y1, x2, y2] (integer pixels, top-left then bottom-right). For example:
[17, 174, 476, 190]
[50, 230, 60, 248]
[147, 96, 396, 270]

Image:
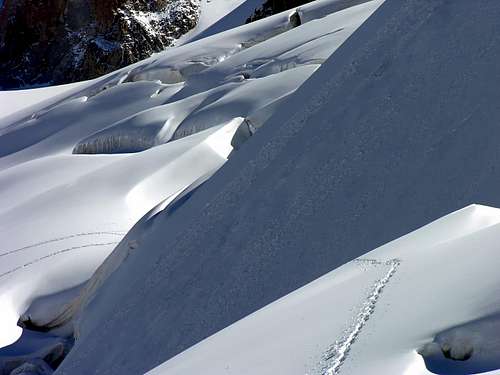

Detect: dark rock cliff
[246, 0, 314, 23]
[0, 0, 199, 89]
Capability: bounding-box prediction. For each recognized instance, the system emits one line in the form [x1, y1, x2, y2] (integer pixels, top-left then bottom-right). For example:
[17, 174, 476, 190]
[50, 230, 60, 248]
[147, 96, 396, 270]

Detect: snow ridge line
[0, 242, 119, 279]
[319, 259, 401, 375]
[0, 231, 126, 258]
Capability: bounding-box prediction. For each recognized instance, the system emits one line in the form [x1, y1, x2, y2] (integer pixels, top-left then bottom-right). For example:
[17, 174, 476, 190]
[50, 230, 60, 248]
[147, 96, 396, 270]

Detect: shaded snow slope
[0, 121, 240, 348]
[0, 81, 88, 121]
[174, 0, 261, 44]
[148, 205, 500, 375]
[0, 0, 382, 369]
[56, 0, 500, 374]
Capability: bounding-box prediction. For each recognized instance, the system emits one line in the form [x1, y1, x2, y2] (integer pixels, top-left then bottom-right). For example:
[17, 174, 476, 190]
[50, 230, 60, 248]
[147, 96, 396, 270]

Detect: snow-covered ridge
[0, 0, 383, 373]
[147, 205, 500, 375]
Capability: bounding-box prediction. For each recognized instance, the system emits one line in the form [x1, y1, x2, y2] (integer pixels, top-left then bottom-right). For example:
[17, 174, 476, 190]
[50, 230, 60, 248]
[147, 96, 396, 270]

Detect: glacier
[3, 0, 500, 374]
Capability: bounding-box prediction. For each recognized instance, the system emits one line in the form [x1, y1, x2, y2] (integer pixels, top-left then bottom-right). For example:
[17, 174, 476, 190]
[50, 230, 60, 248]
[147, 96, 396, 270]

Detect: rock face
[0, 0, 200, 89]
[246, 0, 314, 23]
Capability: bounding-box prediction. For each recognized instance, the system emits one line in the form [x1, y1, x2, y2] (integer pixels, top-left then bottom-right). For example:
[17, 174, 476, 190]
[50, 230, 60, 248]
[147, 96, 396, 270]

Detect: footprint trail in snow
[318, 259, 400, 375]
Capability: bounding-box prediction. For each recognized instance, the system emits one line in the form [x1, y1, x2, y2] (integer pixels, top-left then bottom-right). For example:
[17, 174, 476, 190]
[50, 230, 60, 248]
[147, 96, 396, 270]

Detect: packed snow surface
[0, 0, 382, 370]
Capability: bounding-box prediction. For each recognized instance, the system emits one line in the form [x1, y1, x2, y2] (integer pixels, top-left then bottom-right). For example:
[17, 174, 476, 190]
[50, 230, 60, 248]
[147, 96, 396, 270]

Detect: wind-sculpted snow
[38, 172, 214, 342]
[0, 0, 377, 159]
[171, 64, 317, 140]
[0, 0, 380, 361]
[53, 0, 500, 374]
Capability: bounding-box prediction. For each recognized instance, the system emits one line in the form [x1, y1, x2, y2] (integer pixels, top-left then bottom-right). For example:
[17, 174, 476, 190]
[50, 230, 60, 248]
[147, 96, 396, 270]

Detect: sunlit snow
[3, 0, 500, 375]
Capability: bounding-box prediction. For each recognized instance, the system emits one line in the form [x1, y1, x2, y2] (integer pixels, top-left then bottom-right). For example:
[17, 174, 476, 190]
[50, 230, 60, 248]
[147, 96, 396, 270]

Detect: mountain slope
[55, 0, 500, 374]
[0, 0, 383, 373]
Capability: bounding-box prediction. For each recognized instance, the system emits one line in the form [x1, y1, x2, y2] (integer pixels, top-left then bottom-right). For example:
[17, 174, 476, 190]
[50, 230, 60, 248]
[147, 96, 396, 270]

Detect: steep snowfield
[174, 0, 259, 44]
[148, 205, 500, 375]
[51, 0, 500, 374]
[0, 0, 383, 371]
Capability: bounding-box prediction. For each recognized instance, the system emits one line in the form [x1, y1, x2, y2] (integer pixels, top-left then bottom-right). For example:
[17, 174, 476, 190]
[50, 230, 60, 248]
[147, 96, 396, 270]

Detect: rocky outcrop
[246, 0, 314, 23]
[0, 0, 200, 89]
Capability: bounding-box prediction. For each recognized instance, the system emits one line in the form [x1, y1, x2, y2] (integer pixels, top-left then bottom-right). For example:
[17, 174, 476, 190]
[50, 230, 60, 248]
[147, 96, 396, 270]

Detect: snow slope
[0, 0, 382, 370]
[0, 121, 241, 347]
[0, 81, 88, 121]
[54, 0, 500, 374]
[174, 0, 259, 44]
[148, 205, 500, 375]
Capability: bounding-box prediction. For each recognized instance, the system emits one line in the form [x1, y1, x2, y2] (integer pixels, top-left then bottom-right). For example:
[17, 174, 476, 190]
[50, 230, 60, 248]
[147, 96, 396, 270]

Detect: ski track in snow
[0, 231, 126, 258]
[0, 242, 119, 280]
[318, 259, 400, 375]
